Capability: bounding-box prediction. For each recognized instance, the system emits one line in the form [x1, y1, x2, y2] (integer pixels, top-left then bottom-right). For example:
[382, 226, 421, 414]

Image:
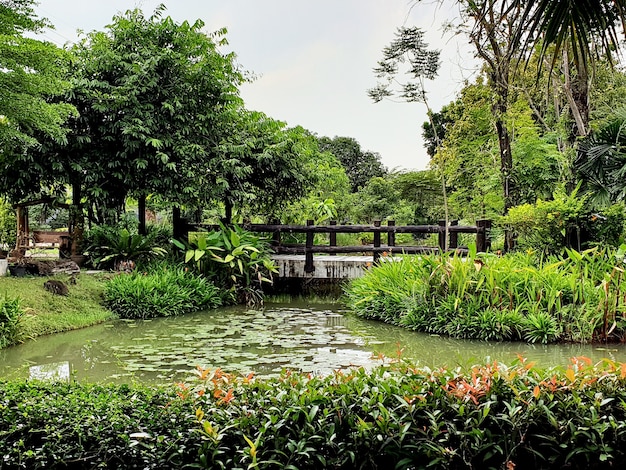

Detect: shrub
[0, 381, 201, 469]
[0, 294, 22, 349]
[84, 225, 168, 270]
[2, 359, 626, 469]
[104, 265, 222, 319]
[498, 186, 588, 254]
[173, 224, 277, 305]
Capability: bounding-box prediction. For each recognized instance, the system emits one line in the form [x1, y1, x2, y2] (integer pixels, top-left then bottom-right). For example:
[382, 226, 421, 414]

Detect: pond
[2, 301, 626, 385]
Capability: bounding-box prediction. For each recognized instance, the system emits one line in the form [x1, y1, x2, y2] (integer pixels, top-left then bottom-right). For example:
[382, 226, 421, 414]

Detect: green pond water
[2, 302, 626, 385]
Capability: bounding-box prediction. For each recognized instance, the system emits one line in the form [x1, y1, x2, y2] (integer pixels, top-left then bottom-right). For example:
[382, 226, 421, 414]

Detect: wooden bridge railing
[186, 219, 491, 274]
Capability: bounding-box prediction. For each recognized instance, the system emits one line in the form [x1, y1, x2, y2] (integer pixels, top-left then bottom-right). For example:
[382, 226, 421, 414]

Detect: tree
[514, 0, 626, 139]
[63, 6, 244, 231]
[392, 170, 443, 224]
[281, 145, 351, 225]
[576, 110, 626, 206]
[316, 136, 386, 192]
[367, 26, 453, 244]
[210, 113, 317, 222]
[0, 0, 75, 201]
[350, 176, 400, 223]
[422, 106, 454, 158]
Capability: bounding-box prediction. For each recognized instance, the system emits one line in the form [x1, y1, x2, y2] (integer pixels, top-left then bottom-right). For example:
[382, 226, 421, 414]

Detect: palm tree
[576, 110, 626, 206]
[514, 0, 626, 138]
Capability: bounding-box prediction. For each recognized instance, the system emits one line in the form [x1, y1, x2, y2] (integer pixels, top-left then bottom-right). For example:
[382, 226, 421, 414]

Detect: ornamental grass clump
[346, 246, 626, 343]
[105, 265, 222, 319]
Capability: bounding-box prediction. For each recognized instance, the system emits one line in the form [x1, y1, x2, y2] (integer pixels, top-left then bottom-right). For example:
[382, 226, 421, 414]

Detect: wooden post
[438, 219, 447, 252]
[449, 220, 458, 249]
[373, 220, 381, 263]
[476, 219, 492, 252]
[387, 220, 395, 248]
[329, 220, 337, 256]
[269, 218, 281, 249]
[14, 205, 27, 256]
[305, 219, 315, 273]
[272, 229, 281, 249]
[138, 194, 147, 235]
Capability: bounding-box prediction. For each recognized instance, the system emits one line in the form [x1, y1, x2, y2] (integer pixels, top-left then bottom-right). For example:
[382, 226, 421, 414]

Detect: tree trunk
[70, 182, 84, 257]
[172, 206, 188, 242]
[490, 64, 516, 251]
[562, 49, 589, 141]
[138, 194, 147, 235]
[223, 200, 233, 225]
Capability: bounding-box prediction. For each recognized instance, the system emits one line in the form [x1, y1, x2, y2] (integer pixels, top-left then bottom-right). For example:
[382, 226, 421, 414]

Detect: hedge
[2, 358, 626, 469]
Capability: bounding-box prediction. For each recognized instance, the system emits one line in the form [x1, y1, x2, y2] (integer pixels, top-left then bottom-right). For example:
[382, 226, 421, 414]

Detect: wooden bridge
[187, 219, 491, 280]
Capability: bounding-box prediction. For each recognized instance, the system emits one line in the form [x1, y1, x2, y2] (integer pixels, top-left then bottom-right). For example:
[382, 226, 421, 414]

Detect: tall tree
[210, 112, 316, 222]
[316, 136, 386, 192]
[458, 0, 524, 224]
[514, 0, 626, 139]
[0, 0, 75, 202]
[64, 6, 244, 229]
[368, 26, 454, 246]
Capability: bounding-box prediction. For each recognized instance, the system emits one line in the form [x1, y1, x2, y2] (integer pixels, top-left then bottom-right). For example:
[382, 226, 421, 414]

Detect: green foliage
[212, 116, 317, 221]
[0, 294, 22, 349]
[173, 225, 277, 305]
[584, 203, 626, 248]
[577, 109, 626, 206]
[498, 186, 589, 254]
[350, 176, 400, 223]
[61, 6, 244, 223]
[316, 135, 386, 192]
[346, 248, 626, 344]
[0, 197, 16, 250]
[104, 265, 222, 319]
[0, 0, 76, 202]
[84, 226, 166, 270]
[0, 381, 201, 468]
[280, 137, 352, 225]
[4, 359, 626, 469]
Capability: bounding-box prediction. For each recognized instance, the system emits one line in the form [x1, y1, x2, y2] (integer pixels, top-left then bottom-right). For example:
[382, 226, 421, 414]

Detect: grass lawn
[0, 272, 116, 343]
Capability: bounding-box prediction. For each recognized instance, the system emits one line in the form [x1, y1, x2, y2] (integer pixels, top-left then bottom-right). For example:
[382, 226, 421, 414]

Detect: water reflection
[1, 302, 626, 385]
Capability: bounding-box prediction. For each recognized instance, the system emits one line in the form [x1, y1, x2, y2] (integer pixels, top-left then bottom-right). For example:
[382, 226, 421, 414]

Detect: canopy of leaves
[515, 0, 626, 74]
[64, 5, 244, 221]
[367, 26, 440, 104]
[0, 0, 76, 202]
[316, 136, 386, 191]
[210, 114, 317, 220]
[577, 109, 626, 206]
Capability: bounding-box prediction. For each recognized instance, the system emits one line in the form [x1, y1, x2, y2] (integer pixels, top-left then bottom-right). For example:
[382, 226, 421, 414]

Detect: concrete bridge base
[272, 254, 375, 280]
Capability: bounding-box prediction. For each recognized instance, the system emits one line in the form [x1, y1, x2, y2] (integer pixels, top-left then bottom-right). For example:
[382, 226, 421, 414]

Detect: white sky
[34, 0, 479, 171]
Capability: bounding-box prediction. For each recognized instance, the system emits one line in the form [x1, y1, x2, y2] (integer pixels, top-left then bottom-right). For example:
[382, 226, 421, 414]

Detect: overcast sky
[34, 0, 479, 171]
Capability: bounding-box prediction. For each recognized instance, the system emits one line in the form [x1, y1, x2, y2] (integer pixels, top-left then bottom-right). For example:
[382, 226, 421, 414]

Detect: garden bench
[26, 230, 70, 250]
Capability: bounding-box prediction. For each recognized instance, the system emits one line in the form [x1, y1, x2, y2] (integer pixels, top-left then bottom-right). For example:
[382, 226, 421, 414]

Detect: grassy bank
[0, 273, 115, 344]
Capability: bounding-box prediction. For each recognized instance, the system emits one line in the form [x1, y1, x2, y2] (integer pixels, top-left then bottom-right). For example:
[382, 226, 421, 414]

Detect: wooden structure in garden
[185, 219, 492, 280]
[12, 200, 71, 259]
